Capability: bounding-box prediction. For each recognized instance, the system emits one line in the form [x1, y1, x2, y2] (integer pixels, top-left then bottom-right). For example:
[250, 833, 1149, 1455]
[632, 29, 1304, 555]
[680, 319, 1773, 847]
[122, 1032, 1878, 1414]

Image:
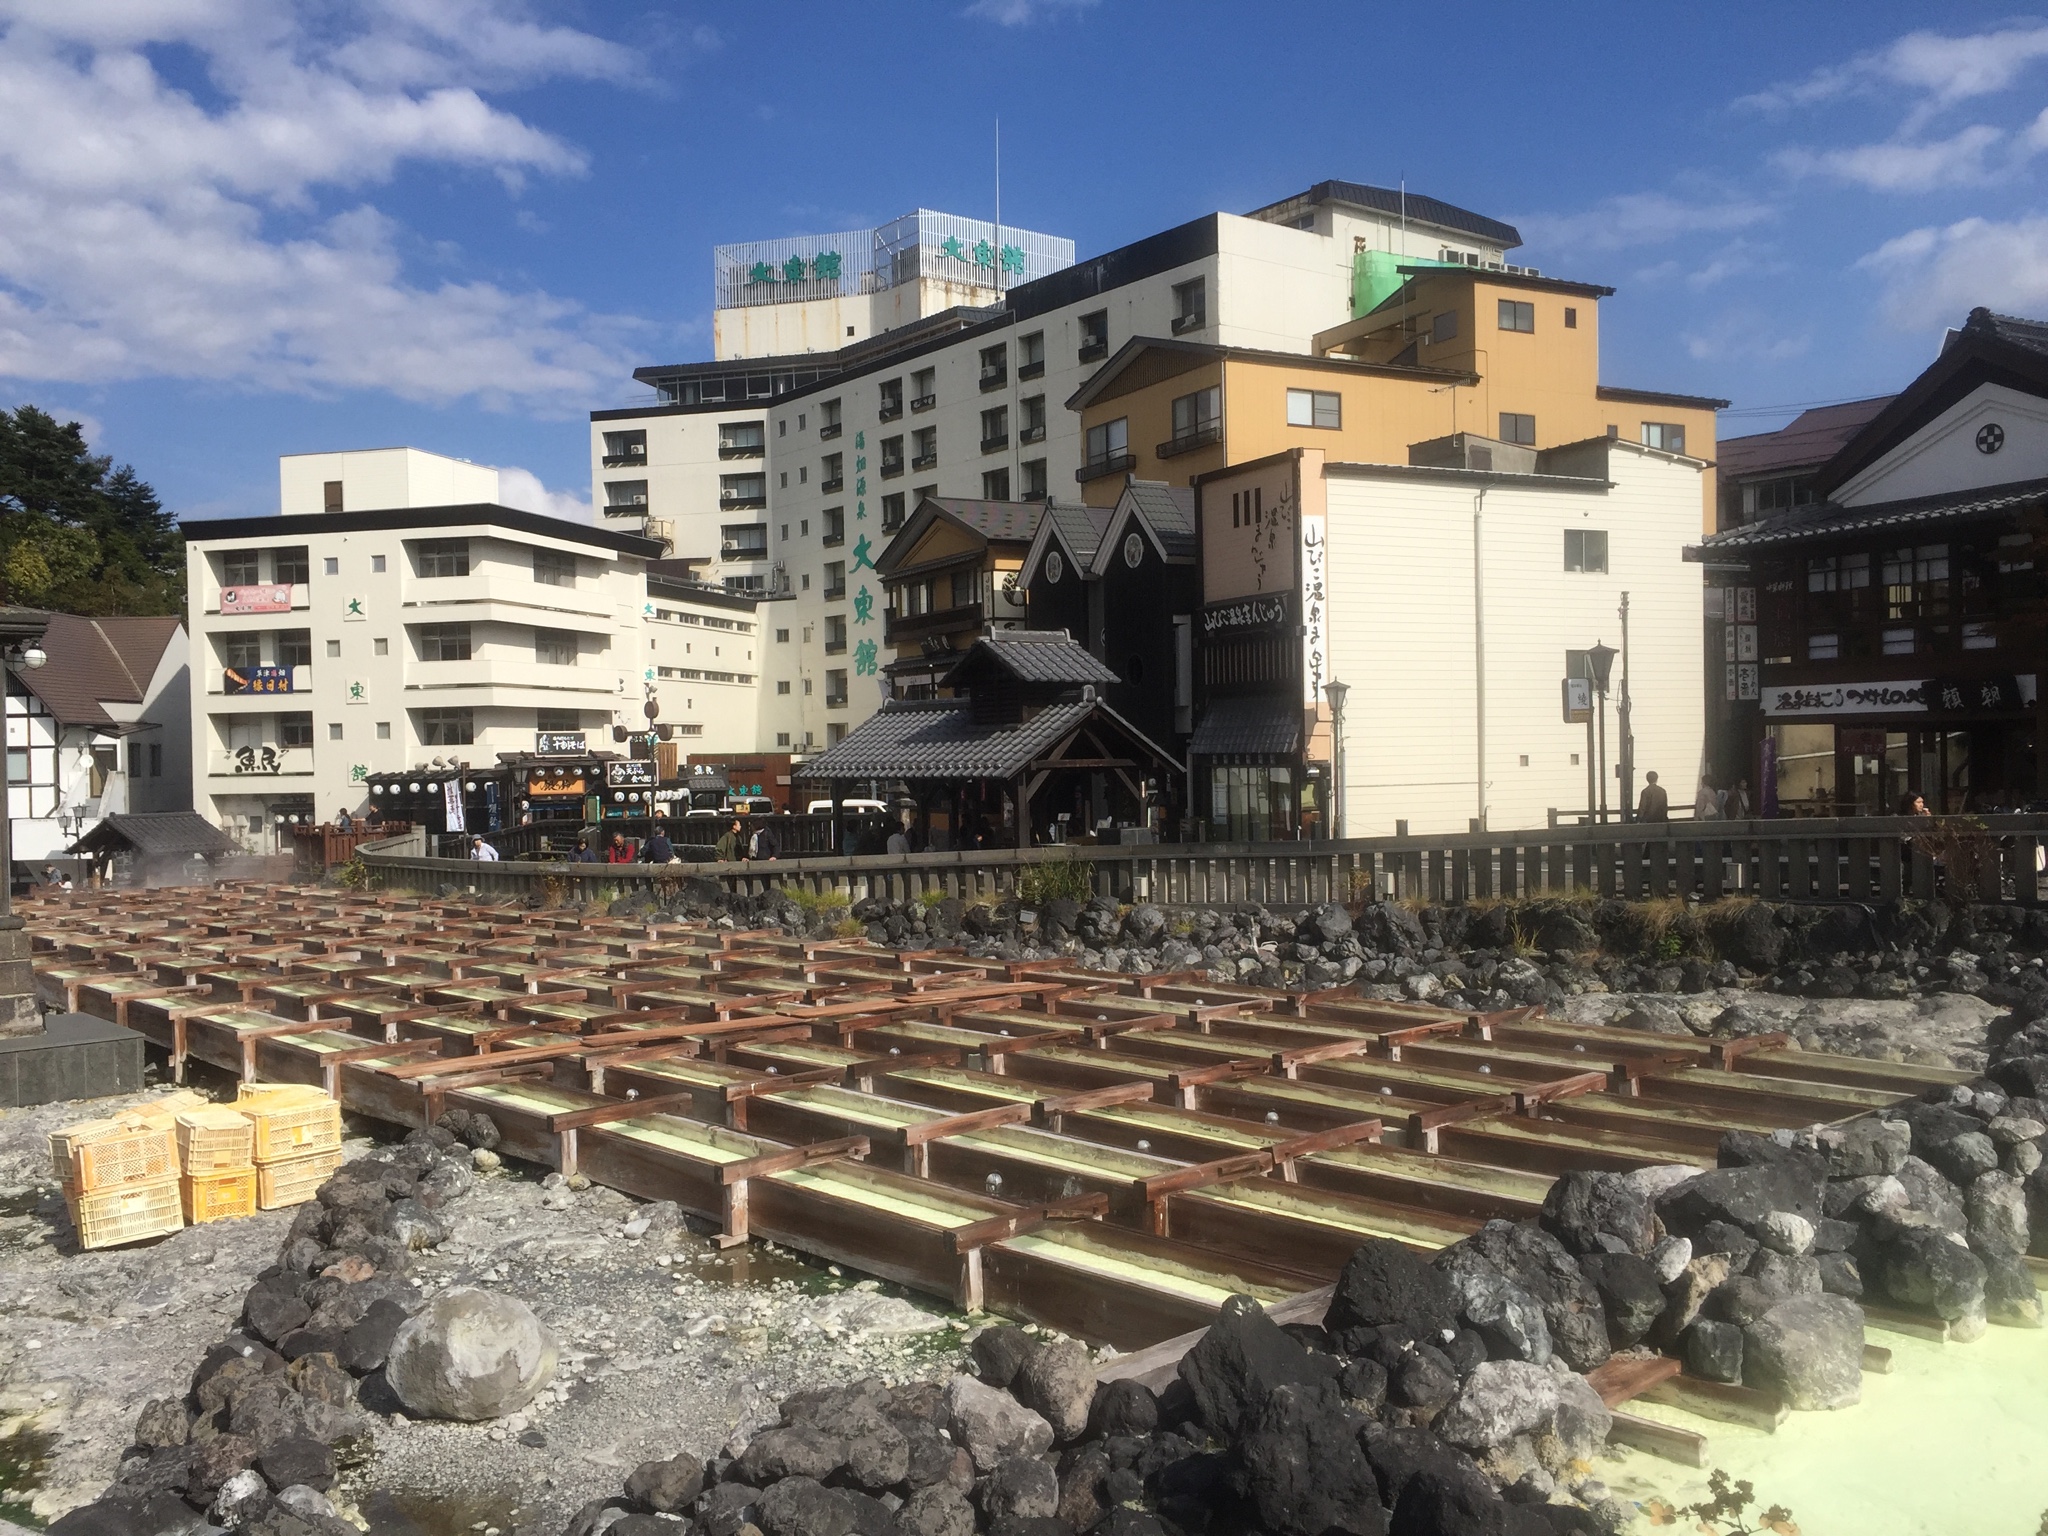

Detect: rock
[1751, 1250, 1823, 1297]
[1055, 1447, 1111, 1531]
[1539, 1172, 1655, 1258]
[1714, 1276, 1788, 1328]
[245, 1284, 312, 1346]
[1967, 1171, 2030, 1256]
[336, 1297, 410, 1375]
[898, 1486, 976, 1536]
[1311, 903, 1354, 943]
[1015, 1337, 1094, 1442]
[257, 1437, 334, 1493]
[970, 1325, 1033, 1389]
[383, 1198, 447, 1251]
[1541, 1371, 1614, 1468]
[1981, 1250, 2045, 1327]
[1577, 1253, 1666, 1347]
[1458, 1221, 1611, 1371]
[1895, 1158, 1969, 1236]
[1695, 1219, 1760, 1273]
[1684, 1320, 1744, 1382]
[1648, 1237, 1692, 1285]
[1436, 1242, 1551, 1364]
[132, 1397, 190, 1450]
[1741, 1294, 1864, 1410]
[1238, 1379, 1385, 1536]
[1177, 1292, 1338, 1438]
[1822, 1116, 1917, 1177]
[1362, 1424, 1497, 1533]
[1434, 1360, 1559, 1450]
[1390, 1348, 1458, 1411]
[979, 1457, 1059, 1523]
[188, 1432, 259, 1501]
[625, 1452, 704, 1514]
[740, 1426, 847, 1484]
[758, 1477, 858, 1536]
[1927, 1131, 2001, 1185]
[212, 1467, 270, 1526]
[384, 1287, 557, 1422]
[1713, 903, 1783, 972]
[945, 1375, 1054, 1472]
[1338, 1358, 1389, 1411]
[1087, 1378, 1158, 1440]
[1758, 1212, 1816, 1256]
[1658, 1162, 1822, 1238]
[1816, 1253, 1864, 1299]
[1122, 906, 1167, 945]
[1326, 1237, 1461, 1340]
[1658, 1253, 1734, 1341]
[1876, 1227, 1987, 1320]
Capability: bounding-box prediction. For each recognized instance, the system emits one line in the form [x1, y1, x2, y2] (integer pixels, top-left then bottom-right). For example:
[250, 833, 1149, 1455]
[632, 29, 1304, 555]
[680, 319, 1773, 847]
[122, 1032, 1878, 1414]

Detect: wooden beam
[1607, 1411, 1708, 1467]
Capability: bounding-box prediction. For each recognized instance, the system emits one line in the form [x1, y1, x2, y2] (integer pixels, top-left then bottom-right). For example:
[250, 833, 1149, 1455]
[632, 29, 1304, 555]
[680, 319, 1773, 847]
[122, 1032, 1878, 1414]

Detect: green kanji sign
[854, 638, 879, 675]
[940, 236, 967, 262]
[1001, 243, 1026, 275]
[853, 586, 874, 625]
[814, 251, 842, 280]
[750, 261, 774, 284]
[782, 254, 807, 283]
[851, 535, 876, 572]
[973, 239, 995, 269]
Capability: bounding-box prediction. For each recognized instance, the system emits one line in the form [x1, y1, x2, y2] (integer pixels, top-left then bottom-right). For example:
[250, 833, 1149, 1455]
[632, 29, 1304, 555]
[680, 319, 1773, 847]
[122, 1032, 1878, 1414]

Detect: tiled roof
[71, 812, 239, 859]
[24, 615, 181, 727]
[1717, 397, 1895, 481]
[793, 698, 1097, 782]
[1960, 307, 2048, 358]
[1700, 476, 2048, 550]
[924, 497, 1046, 543]
[1189, 695, 1303, 758]
[1122, 481, 1196, 561]
[943, 631, 1118, 689]
[1045, 500, 1112, 564]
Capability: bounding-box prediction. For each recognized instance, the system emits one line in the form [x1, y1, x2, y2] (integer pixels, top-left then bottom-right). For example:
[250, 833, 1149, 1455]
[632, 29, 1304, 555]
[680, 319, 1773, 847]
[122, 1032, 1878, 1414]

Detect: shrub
[833, 917, 866, 939]
[1019, 850, 1093, 905]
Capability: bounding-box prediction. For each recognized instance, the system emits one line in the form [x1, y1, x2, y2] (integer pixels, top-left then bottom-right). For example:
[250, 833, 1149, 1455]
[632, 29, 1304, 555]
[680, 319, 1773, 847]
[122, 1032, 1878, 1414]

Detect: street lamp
[1586, 643, 1617, 824]
[1324, 680, 1350, 841]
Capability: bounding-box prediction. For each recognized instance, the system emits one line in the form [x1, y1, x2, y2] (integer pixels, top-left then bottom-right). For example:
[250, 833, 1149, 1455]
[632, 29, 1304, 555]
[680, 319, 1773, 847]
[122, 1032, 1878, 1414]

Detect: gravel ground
[1552, 988, 2007, 1071]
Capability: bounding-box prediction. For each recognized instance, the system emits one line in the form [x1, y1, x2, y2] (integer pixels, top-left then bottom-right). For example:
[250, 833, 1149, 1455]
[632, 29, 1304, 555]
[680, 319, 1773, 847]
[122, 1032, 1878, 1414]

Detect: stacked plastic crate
[52, 1110, 185, 1249]
[237, 1083, 344, 1208]
[175, 1106, 258, 1222]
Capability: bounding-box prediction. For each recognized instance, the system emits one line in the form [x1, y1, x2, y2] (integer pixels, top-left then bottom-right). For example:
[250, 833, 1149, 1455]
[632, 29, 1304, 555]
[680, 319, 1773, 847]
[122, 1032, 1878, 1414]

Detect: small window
[325, 639, 341, 658]
[1807, 633, 1840, 660]
[323, 556, 338, 576]
[776, 628, 790, 642]
[417, 623, 472, 661]
[1641, 422, 1686, 454]
[278, 712, 314, 747]
[1020, 459, 1048, 499]
[371, 554, 386, 573]
[1431, 311, 1458, 345]
[1172, 277, 1206, 332]
[1079, 309, 1108, 358]
[374, 637, 389, 656]
[879, 378, 903, 416]
[223, 632, 262, 669]
[776, 732, 791, 747]
[418, 707, 475, 745]
[533, 547, 576, 586]
[1499, 412, 1536, 446]
[149, 743, 161, 776]
[273, 547, 310, 585]
[1563, 307, 1578, 329]
[416, 539, 470, 578]
[1963, 621, 1997, 650]
[983, 468, 1011, 500]
[1172, 387, 1220, 440]
[1286, 389, 1341, 430]
[777, 680, 791, 694]
[979, 343, 1007, 386]
[534, 628, 578, 666]
[1019, 330, 1045, 374]
[1497, 299, 1535, 333]
[1882, 627, 1916, 655]
[276, 629, 313, 668]
[1563, 529, 1609, 573]
[881, 492, 907, 531]
[323, 481, 343, 513]
[222, 550, 260, 585]
[376, 721, 391, 740]
[911, 368, 936, 408]
[328, 721, 344, 741]
[604, 480, 649, 511]
[1085, 417, 1128, 465]
[536, 708, 580, 733]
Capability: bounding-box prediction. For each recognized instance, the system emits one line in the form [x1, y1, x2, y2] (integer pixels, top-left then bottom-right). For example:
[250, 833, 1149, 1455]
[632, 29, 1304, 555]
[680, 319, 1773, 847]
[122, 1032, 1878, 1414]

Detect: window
[822, 507, 844, 547]
[1171, 386, 1221, 443]
[720, 473, 767, 506]
[128, 741, 141, 777]
[534, 628, 578, 666]
[325, 639, 341, 659]
[881, 492, 907, 531]
[1807, 553, 1871, 592]
[911, 426, 937, 469]
[1019, 394, 1047, 445]
[775, 627, 790, 642]
[828, 723, 848, 746]
[1563, 529, 1609, 573]
[879, 378, 903, 419]
[149, 743, 161, 777]
[1883, 543, 1950, 619]
[279, 712, 314, 747]
[819, 398, 842, 438]
[1020, 459, 1048, 499]
[824, 669, 848, 708]
[880, 435, 905, 476]
[718, 421, 765, 457]
[604, 480, 649, 512]
[536, 708, 579, 733]
[914, 482, 936, 502]
[323, 480, 343, 513]
[1079, 309, 1108, 360]
[1286, 389, 1341, 430]
[1231, 487, 1264, 528]
[1084, 417, 1129, 466]
[416, 539, 470, 578]
[372, 554, 386, 573]
[776, 732, 791, 747]
[983, 468, 1011, 500]
[327, 721, 344, 741]
[418, 708, 475, 745]
[1641, 422, 1686, 454]
[602, 429, 646, 465]
[417, 623, 472, 661]
[911, 368, 936, 410]
[1171, 277, 1206, 334]
[778, 421, 787, 438]
[1499, 413, 1536, 446]
[223, 632, 262, 669]
[1019, 330, 1045, 378]
[533, 547, 576, 586]
[376, 721, 391, 740]
[5, 750, 23, 785]
[222, 550, 260, 585]
[981, 405, 1009, 451]
[1497, 299, 1535, 333]
[779, 472, 788, 489]
[323, 556, 338, 576]
[1882, 626, 1917, 655]
[273, 546, 310, 585]
[821, 452, 844, 491]
[1431, 311, 1458, 345]
[1807, 633, 1840, 660]
[1564, 307, 1578, 329]
[373, 637, 388, 656]
[1964, 621, 1998, 650]
[980, 343, 1007, 389]
[950, 569, 978, 607]
[277, 629, 313, 668]
[824, 561, 847, 601]
[824, 615, 847, 654]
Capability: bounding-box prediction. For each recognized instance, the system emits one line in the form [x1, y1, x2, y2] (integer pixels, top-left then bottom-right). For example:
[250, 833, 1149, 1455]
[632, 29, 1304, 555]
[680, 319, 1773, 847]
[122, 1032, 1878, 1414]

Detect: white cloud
[0, 0, 646, 410]
[1515, 192, 1771, 255]
[1739, 24, 2048, 114]
[1776, 123, 2006, 192]
[961, 0, 1097, 25]
[1680, 306, 1811, 364]
[1858, 215, 2048, 331]
[495, 465, 592, 523]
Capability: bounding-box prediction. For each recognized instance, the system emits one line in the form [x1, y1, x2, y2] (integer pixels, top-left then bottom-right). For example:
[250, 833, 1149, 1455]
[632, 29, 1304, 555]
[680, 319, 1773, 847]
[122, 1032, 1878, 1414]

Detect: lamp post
[1616, 592, 1635, 823]
[1324, 679, 1350, 841]
[1587, 642, 1617, 825]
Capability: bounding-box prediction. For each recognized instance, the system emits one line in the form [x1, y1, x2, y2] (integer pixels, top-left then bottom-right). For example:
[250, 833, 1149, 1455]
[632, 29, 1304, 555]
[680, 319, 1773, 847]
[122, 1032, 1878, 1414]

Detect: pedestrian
[749, 820, 780, 861]
[1694, 776, 1720, 821]
[1901, 792, 1931, 816]
[335, 806, 353, 832]
[641, 821, 675, 865]
[1637, 770, 1669, 822]
[471, 836, 499, 862]
[886, 811, 913, 856]
[1728, 778, 1752, 819]
[606, 832, 633, 863]
[715, 818, 742, 862]
[572, 837, 600, 863]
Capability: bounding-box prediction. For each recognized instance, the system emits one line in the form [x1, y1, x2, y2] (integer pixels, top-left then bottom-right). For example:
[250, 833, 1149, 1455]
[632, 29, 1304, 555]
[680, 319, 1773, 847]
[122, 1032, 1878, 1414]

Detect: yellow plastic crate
[181, 1168, 257, 1224]
[70, 1176, 183, 1249]
[49, 1119, 124, 1184]
[118, 1089, 211, 1130]
[257, 1149, 343, 1210]
[237, 1087, 341, 1163]
[175, 1108, 254, 1174]
[63, 1123, 178, 1193]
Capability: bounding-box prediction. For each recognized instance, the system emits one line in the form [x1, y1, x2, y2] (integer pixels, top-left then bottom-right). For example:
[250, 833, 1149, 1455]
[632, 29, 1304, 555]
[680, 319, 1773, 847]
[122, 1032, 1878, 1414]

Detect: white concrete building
[183, 449, 670, 851]
[5, 615, 190, 870]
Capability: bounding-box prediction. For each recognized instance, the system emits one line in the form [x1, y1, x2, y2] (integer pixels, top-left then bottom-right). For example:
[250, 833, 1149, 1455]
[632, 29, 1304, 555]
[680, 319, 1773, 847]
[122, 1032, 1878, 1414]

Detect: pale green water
[1606, 1323, 2048, 1535]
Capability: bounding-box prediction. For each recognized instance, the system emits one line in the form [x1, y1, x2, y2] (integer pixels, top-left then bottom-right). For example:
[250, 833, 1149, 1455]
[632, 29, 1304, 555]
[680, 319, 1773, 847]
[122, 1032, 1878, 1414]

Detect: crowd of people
[467, 816, 786, 865]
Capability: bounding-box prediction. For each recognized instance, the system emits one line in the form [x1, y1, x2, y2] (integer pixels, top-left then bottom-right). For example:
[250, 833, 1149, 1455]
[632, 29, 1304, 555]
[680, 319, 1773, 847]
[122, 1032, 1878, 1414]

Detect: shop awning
[1190, 695, 1303, 759]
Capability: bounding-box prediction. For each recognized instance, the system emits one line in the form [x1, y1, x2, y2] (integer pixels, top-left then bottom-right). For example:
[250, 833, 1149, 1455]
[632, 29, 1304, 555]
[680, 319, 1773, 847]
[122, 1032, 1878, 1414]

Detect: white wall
[281, 448, 500, 516]
[587, 406, 771, 585]
[1324, 444, 1706, 835]
[1832, 382, 2048, 507]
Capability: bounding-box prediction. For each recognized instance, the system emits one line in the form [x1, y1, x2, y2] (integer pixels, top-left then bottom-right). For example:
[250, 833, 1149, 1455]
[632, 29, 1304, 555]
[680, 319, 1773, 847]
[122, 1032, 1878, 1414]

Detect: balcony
[821, 476, 844, 493]
[602, 501, 649, 518]
[979, 367, 1008, 392]
[981, 433, 1009, 454]
[821, 528, 844, 548]
[718, 442, 766, 460]
[601, 453, 646, 468]
[878, 402, 904, 422]
[208, 748, 313, 779]
[720, 491, 768, 510]
[1157, 424, 1221, 458]
[204, 582, 310, 617]
[820, 422, 842, 440]
[1078, 340, 1107, 364]
[1019, 424, 1046, 445]
[1170, 311, 1206, 336]
[1018, 360, 1045, 381]
[823, 583, 848, 602]
[825, 691, 848, 710]
[824, 639, 847, 656]
[212, 665, 312, 697]
[911, 394, 936, 413]
[880, 459, 905, 479]
[885, 600, 981, 646]
[911, 452, 938, 472]
[721, 542, 769, 562]
[1076, 453, 1136, 483]
[407, 658, 615, 696]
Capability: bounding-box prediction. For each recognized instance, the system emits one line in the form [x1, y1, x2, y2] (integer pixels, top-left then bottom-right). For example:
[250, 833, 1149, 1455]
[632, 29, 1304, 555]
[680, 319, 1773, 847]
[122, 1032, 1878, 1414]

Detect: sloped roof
[922, 497, 1045, 543]
[793, 697, 1098, 782]
[942, 631, 1118, 691]
[1190, 695, 1303, 758]
[1958, 309, 2048, 358]
[1111, 481, 1197, 565]
[69, 812, 238, 859]
[1699, 476, 2048, 551]
[24, 615, 182, 727]
[1718, 397, 1895, 482]
[1046, 500, 1112, 563]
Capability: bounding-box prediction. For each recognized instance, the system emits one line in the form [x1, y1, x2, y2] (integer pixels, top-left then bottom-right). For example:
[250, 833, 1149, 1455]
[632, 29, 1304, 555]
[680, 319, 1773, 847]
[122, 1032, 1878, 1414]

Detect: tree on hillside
[0, 406, 183, 615]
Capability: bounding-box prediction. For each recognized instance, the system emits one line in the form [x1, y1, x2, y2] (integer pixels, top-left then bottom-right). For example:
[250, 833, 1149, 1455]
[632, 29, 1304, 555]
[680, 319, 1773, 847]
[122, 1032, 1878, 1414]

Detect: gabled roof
[1245, 181, 1523, 250]
[1816, 308, 2048, 498]
[1697, 475, 2048, 552]
[69, 812, 239, 859]
[876, 496, 1045, 577]
[1103, 480, 1196, 567]
[1190, 695, 1303, 758]
[1019, 498, 1113, 588]
[1717, 397, 1895, 482]
[23, 615, 182, 727]
[941, 631, 1118, 691]
[791, 696, 1094, 782]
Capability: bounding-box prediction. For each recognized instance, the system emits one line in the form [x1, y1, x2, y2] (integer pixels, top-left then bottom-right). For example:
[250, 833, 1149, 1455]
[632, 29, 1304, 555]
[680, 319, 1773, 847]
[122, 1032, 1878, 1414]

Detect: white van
[807, 799, 887, 815]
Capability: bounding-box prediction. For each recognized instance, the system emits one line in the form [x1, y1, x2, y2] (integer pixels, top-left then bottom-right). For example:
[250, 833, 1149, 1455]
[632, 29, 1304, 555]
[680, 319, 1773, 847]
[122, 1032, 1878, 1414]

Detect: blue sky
[5, 0, 2048, 524]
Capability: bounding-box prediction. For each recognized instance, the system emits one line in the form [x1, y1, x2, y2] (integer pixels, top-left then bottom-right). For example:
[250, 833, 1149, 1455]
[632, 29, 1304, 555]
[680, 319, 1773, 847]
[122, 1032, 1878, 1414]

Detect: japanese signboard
[1201, 593, 1289, 636]
[443, 781, 466, 833]
[536, 732, 586, 755]
[1299, 501, 1327, 707]
[221, 584, 292, 615]
[1563, 677, 1592, 723]
[526, 771, 586, 797]
[1764, 674, 2034, 718]
[605, 760, 655, 787]
[224, 666, 295, 695]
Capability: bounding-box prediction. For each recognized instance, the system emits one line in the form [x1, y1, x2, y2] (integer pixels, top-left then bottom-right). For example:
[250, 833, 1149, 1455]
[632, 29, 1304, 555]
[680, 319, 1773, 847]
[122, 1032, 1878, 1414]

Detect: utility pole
[1618, 592, 1635, 823]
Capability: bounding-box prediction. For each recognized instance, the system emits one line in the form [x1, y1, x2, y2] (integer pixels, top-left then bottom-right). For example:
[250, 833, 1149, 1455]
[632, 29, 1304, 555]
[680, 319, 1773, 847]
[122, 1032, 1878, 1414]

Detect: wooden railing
[355, 814, 2048, 909]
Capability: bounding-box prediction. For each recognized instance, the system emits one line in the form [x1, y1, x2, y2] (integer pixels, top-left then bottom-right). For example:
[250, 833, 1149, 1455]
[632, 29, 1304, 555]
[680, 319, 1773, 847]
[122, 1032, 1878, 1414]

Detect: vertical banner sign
[443, 780, 465, 833]
[1299, 501, 1328, 706]
[1760, 735, 1778, 818]
[483, 781, 502, 832]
